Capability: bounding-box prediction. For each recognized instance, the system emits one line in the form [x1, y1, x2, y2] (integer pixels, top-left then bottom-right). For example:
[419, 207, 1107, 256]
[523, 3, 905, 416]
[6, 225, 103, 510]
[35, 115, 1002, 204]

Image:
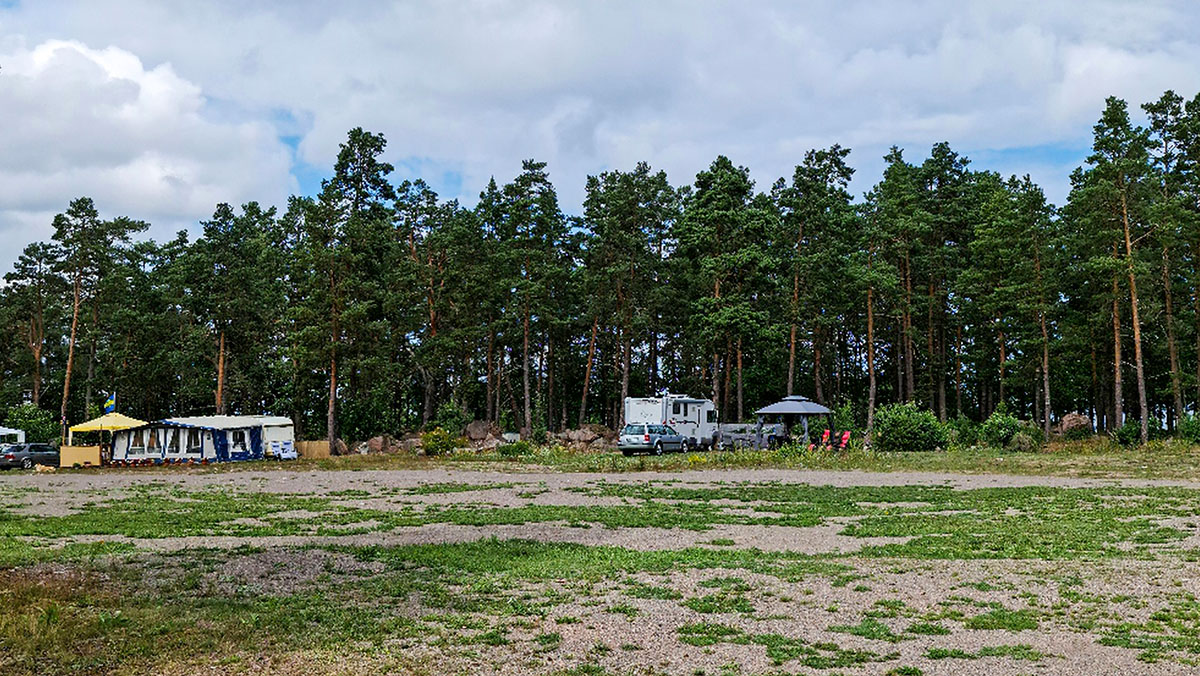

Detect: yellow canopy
[69, 412, 147, 433]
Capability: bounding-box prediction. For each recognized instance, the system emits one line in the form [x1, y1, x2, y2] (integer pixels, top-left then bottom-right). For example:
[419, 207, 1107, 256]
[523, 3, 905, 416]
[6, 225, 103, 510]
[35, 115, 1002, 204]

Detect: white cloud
[0, 38, 294, 264]
[2, 1, 1200, 270]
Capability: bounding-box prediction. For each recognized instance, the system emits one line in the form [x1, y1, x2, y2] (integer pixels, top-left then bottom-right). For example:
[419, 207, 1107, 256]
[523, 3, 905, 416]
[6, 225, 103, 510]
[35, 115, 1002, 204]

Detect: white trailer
[623, 393, 720, 449]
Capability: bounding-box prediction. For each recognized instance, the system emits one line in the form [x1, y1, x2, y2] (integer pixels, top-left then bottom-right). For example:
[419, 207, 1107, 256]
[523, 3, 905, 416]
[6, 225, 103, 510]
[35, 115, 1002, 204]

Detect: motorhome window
[147, 430, 158, 450]
[622, 425, 644, 435]
[166, 429, 180, 454]
[672, 402, 681, 415]
[186, 429, 202, 454]
[130, 430, 145, 453]
[231, 430, 247, 450]
[707, 410, 717, 423]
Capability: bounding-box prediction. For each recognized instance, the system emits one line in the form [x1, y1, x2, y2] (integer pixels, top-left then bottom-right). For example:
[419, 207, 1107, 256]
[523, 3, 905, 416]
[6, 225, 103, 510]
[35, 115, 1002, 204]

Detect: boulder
[397, 435, 422, 452]
[332, 439, 348, 456]
[465, 420, 498, 441]
[1057, 412, 1091, 437]
[366, 436, 387, 454]
[477, 437, 502, 451]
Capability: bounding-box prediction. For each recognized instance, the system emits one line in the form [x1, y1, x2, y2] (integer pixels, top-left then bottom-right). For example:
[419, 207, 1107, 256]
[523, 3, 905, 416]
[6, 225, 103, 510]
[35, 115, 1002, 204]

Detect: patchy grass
[926, 644, 1047, 661]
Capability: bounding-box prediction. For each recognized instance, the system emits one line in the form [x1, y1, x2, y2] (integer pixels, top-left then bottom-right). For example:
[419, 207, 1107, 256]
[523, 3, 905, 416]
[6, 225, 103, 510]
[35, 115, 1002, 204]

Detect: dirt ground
[5, 467, 1200, 675]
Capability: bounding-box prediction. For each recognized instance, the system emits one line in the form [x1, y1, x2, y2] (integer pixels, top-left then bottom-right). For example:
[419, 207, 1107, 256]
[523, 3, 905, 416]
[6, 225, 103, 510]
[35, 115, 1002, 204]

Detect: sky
[2, 1, 1200, 272]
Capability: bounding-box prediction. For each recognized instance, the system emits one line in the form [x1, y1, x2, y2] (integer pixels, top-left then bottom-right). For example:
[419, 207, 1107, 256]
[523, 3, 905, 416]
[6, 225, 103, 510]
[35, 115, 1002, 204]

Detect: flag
[104, 393, 116, 413]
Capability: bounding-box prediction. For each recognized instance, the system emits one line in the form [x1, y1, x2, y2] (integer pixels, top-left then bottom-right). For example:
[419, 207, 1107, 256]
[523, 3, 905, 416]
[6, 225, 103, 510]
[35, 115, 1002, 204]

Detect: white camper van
[623, 393, 719, 450]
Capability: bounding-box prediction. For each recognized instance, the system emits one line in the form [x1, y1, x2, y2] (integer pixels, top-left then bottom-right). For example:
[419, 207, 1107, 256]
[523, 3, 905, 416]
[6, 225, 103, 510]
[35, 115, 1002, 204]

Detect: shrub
[871, 403, 948, 453]
[1006, 431, 1038, 453]
[3, 404, 58, 444]
[496, 440, 534, 457]
[831, 403, 860, 436]
[1180, 415, 1200, 445]
[1111, 418, 1165, 446]
[420, 427, 461, 456]
[945, 415, 979, 447]
[1062, 424, 1092, 441]
[980, 409, 1022, 447]
[433, 402, 470, 436]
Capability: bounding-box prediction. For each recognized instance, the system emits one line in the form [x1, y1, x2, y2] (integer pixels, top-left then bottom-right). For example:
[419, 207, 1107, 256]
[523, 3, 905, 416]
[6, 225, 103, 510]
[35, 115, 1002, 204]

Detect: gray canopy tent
[0, 425, 25, 443]
[754, 395, 832, 448]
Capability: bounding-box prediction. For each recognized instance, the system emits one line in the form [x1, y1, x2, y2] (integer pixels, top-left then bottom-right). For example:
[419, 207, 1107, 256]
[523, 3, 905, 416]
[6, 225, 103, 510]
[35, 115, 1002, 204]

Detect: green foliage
[433, 402, 469, 435]
[1112, 419, 1165, 447]
[496, 441, 535, 458]
[980, 409, 1022, 447]
[1179, 415, 1200, 444]
[871, 403, 948, 453]
[945, 415, 979, 447]
[420, 428, 461, 456]
[3, 404, 58, 444]
[1006, 431, 1039, 453]
[1112, 420, 1142, 447]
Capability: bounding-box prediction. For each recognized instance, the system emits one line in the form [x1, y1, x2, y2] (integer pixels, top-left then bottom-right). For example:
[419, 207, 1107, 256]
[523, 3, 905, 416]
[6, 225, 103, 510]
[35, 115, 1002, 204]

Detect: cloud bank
[2, 1, 1200, 269]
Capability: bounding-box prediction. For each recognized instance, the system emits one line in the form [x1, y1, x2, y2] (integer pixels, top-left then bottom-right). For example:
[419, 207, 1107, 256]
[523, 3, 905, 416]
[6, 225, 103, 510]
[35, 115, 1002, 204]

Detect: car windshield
[663, 427, 677, 435]
[622, 425, 645, 435]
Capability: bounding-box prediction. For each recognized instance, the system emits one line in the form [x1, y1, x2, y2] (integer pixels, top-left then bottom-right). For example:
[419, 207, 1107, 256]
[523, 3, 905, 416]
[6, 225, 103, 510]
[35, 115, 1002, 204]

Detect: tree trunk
[902, 249, 915, 402]
[60, 275, 82, 443]
[485, 330, 495, 422]
[620, 324, 631, 428]
[954, 324, 963, 417]
[1120, 194, 1148, 444]
[216, 329, 227, 415]
[1040, 309, 1052, 437]
[547, 333, 556, 432]
[522, 301, 532, 436]
[997, 323, 1006, 411]
[865, 283, 877, 438]
[1112, 271, 1124, 430]
[326, 353, 337, 448]
[736, 336, 744, 423]
[813, 325, 824, 405]
[1162, 245, 1183, 425]
[579, 316, 598, 427]
[711, 352, 721, 418]
[722, 339, 733, 422]
[787, 269, 799, 396]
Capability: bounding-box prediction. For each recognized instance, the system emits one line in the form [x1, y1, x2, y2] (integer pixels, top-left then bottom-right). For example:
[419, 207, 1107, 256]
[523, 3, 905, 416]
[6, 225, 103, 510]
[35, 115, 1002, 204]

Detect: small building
[754, 395, 833, 448]
[111, 415, 295, 464]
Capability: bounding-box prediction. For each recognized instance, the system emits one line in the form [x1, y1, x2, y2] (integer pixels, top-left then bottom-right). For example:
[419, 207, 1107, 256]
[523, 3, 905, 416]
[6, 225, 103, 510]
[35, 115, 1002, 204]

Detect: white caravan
[623, 393, 719, 449]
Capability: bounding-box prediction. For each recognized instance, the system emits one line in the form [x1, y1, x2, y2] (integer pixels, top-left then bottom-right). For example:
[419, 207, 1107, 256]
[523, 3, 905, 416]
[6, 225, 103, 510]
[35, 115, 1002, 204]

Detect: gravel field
[4, 467, 1200, 675]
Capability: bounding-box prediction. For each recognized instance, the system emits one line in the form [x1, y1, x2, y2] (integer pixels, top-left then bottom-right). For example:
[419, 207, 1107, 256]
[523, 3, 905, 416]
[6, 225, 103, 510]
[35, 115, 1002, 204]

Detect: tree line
[3, 92, 1200, 446]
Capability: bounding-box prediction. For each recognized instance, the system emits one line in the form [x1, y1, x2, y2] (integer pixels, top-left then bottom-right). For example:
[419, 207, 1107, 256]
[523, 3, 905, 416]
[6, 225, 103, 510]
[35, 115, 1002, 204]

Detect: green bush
[3, 404, 58, 444]
[496, 440, 534, 457]
[420, 427, 461, 456]
[871, 403, 948, 453]
[980, 409, 1022, 447]
[831, 403, 860, 436]
[1062, 423, 1092, 441]
[1006, 431, 1038, 453]
[945, 415, 979, 447]
[1111, 420, 1141, 447]
[1111, 418, 1165, 446]
[1177, 415, 1200, 444]
[433, 402, 470, 436]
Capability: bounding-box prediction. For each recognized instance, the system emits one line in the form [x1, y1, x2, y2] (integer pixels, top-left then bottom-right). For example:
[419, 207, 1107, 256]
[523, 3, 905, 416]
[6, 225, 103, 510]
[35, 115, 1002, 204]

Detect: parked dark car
[618, 423, 689, 456]
[0, 443, 59, 469]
